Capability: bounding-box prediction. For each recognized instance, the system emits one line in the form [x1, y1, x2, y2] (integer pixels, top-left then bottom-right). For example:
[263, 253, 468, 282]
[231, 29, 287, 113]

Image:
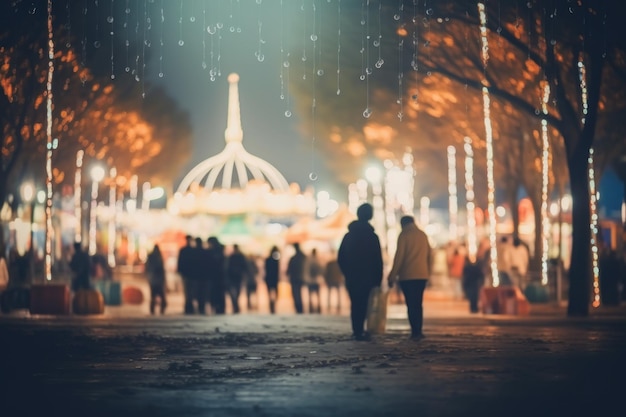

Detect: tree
[287, 0, 625, 316]
[0, 2, 192, 258]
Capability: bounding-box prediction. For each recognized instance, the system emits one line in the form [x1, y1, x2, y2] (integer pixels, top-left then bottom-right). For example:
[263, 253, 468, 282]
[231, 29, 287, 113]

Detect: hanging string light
[159, 0, 164, 78]
[411, 0, 418, 104]
[74, 150, 84, 244]
[336, 0, 342, 96]
[124, 0, 130, 73]
[447, 146, 458, 242]
[464, 137, 477, 263]
[477, 2, 499, 287]
[281, 1, 292, 117]
[44, 0, 55, 281]
[396, 0, 404, 120]
[109, 0, 115, 79]
[362, 0, 372, 118]
[577, 53, 600, 307]
[309, 0, 319, 181]
[540, 80, 551, 286]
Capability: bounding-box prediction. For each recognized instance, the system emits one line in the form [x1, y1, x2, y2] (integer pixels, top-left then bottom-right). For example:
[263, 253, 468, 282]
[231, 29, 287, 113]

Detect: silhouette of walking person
[286, 242, 306, 314]
[145, 244, 167, 315]
[264, 246, 281, 314]
[338, 203, 383, 341]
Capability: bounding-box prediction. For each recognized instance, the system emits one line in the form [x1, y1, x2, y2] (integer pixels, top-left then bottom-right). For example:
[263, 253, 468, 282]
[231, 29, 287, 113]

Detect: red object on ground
[122, 286, 144, 305]
[480, 286, 530, 316]
[29, 284, 71, 315]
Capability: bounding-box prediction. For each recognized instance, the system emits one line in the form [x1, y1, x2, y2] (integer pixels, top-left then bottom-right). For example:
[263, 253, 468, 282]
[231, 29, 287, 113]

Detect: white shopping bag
[366, 287, 389, 334]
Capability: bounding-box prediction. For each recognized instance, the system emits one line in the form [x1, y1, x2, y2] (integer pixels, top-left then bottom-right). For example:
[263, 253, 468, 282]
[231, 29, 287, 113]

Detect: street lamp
[89, 165, 105, 256]
[21, 183, 35, 256]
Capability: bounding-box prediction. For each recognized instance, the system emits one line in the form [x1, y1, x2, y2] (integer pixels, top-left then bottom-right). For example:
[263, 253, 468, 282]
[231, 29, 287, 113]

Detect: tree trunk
[567, 148, 592, 317]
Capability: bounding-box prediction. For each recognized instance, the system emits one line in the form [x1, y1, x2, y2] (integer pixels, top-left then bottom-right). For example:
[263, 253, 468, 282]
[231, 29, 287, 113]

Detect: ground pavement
[1, 289, 626, 417]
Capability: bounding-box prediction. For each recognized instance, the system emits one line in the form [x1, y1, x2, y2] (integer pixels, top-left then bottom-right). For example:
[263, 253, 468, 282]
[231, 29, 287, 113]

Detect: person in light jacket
[387, 215, 432, 341]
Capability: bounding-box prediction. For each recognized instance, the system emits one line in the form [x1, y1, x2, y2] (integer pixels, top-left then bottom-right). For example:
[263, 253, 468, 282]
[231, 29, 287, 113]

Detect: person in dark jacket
[207, 236, 226, 314]
[226, 244, 249, 314]
[462, 256, 484, 313]
[70, 242, 91, 291]
[338, 203, 383, 340]
[145, 244, 167, 315]
[286, 243, 307, 314]
[177, 235, 195, 314]
[264, 246, 281, 314]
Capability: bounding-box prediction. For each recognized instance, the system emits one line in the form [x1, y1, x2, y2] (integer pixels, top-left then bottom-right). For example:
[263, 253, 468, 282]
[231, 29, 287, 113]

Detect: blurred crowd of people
[171, 235, 346, 316]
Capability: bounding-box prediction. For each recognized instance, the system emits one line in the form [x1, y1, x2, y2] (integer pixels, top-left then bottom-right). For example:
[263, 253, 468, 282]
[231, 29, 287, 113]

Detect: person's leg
[292, 283, 303, 313]
[348, 286, 369, 337]
[400, 280, 427, 337]
[268, 286, 277, 313]
[160, 285, 167, 314]
[149, 285, 156, 315]
[183, 278, 195, 314]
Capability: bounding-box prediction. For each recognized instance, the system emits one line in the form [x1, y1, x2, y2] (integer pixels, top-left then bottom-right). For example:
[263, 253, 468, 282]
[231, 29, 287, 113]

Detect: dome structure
[171, 73, 314, 216]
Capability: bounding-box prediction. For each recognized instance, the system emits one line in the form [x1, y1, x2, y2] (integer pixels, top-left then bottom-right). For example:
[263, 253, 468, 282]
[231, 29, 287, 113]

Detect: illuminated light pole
[74, 150, 84, 243]
[89, 166, 105, 256]
[447, 146, 458, 242]
[108, 167, 117, 268]
[464, 137, 477, 262]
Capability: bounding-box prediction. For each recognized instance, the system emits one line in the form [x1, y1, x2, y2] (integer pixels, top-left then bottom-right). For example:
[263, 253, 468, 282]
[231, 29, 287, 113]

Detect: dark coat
[286, 250, 306, 285]
[70, 250, 91, 291]
[337, 220, 383, 290]
[264, 255, 279, 288]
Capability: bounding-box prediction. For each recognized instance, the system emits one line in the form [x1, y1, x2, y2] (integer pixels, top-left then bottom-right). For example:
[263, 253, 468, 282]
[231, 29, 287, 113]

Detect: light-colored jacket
[388, 222, 432, 281]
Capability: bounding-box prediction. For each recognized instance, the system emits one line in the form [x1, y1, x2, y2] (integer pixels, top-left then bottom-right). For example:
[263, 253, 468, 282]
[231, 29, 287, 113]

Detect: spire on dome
[225, 73, 243, 144]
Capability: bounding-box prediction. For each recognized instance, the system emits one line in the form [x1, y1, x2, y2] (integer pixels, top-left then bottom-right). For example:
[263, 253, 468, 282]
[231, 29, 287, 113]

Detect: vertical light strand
[374, 0, 383, 70]
[336, 0, 341, 96]
[255, 0, 265, 63]
[282, 1, 292, 117]
[202, 0, 207, 71]
[540, 81, 551, 286]
[74, 150, 84, 244]
[207, 5, 218, 81]
[464, 137, 477, 262]
[477, 2, 499, 287]
[141, 0, 148, 97]
[124, 0, 130, 73]
[279, 0, 286, 100]
[396, 0, 404, 120]
[66, 0, 72, 48]
[159, 0, 164, 78]
[134, 0, 140, 81]
[447, 146, 458, 242]
[44, 0, 55, 281]
[578, 53, 600, 307]
[107, 167, 117, 268]
[359, 0, 366, 83]
[309, 0, 318, 181]
[216, 1, 223, 78]
[94, 0, 101, 49]
[411, 0, 418, 105]
[109, 0, 115, 79]
[301, 0, 308, 81]
[363, 0, 372, 118]
[178, 0, 184, 46]
[81, 3, 88, 79]
[589, 147, 600, 307]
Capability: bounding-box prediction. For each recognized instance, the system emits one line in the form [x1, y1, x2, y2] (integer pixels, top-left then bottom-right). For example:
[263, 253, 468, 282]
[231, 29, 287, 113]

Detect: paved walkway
[2, 284, 626, 417]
